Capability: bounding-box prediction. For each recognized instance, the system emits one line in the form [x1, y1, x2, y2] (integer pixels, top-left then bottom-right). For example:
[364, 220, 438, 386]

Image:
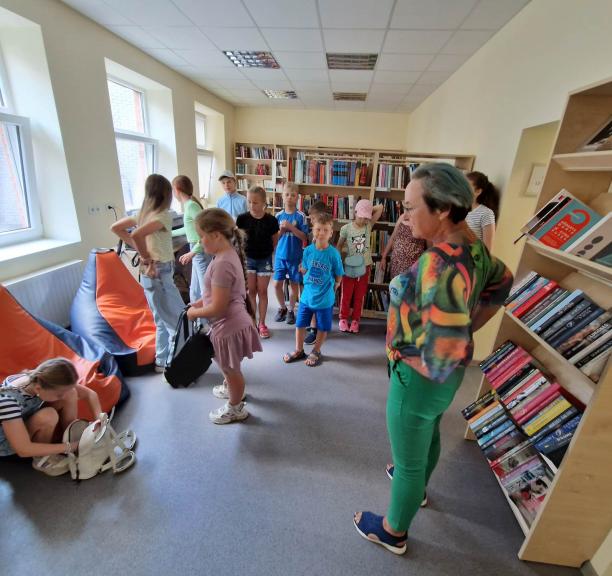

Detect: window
[107, 78, 157, 212]
[195, 112, 213, 199]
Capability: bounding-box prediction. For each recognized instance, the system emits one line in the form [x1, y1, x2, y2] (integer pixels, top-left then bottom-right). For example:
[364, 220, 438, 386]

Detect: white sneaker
[209, 402, 249, 424]
[32, 454, 70, 476]
[154, 363, 165, 373]
[212, 380, 246, 401]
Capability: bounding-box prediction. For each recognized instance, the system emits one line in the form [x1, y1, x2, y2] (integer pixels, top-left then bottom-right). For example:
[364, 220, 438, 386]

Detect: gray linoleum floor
[0, 316, 579, 576]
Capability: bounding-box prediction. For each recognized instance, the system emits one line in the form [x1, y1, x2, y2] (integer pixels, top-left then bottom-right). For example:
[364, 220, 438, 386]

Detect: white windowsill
[0, 238, 79, 264]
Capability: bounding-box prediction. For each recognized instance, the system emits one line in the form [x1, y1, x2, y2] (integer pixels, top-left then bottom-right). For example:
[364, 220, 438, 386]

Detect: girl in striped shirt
[465, 171, 500, 251]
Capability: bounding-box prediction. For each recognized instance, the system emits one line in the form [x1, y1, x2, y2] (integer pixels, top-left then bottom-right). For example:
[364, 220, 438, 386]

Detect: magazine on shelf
[564, 212, 612, 268]
[505, 459, 553, 526]
[580, 349, 612, 383]
[578, 115, 612, 152]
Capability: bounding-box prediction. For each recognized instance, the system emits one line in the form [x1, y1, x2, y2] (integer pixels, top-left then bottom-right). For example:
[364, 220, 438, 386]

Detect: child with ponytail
[187, 208, 262, 424]
[111, 174, 185, 371]
[0, 358, 104, 475]
[466, 171, 500, 251]
[171, 175, 211, 302]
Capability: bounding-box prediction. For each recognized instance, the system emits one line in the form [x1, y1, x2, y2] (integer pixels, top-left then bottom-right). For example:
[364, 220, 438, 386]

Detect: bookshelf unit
[236, 143, 475, 320]
[465, 78, 612, 567]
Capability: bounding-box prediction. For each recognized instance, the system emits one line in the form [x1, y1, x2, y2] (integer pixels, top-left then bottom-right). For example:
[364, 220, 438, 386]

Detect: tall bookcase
[235, 143, 475, 319]
[466, 78, 612, 567]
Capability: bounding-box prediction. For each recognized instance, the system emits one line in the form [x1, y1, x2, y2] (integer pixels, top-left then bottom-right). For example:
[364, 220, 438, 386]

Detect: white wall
[235, 107, 409, 151]
[404, 0, 612, 360]
[0, 0, 234, 283]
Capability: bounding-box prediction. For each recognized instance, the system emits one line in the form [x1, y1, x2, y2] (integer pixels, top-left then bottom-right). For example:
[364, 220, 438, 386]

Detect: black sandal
[283, 349, 307, 363]
[305, 350, 322, 367]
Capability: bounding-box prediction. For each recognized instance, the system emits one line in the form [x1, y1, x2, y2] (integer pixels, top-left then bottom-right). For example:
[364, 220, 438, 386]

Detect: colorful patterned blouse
[386, 241, 513, 383]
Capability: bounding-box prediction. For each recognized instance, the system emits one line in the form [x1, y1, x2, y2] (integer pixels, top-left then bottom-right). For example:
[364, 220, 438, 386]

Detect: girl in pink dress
[187, 209, 262, 424]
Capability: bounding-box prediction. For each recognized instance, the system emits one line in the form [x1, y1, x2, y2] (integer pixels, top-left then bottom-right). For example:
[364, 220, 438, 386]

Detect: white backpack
[62, 416, 136, 480]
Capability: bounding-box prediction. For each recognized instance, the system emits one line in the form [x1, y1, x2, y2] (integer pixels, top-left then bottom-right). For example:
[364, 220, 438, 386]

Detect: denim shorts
[296, 304, 333, 332]
[246, 256, 273, 276]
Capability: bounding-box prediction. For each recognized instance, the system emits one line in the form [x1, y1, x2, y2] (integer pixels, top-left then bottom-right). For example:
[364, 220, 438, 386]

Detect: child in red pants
[337, 199, 383, 333]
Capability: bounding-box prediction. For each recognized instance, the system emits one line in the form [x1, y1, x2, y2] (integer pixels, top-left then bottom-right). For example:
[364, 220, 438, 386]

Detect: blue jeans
[140, 261, 185, 366]
[190, 244, 212, 303]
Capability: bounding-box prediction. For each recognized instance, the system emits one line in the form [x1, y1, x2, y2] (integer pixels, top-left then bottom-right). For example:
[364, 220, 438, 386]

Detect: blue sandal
[385, 465, 428, 507]
[353, 511, 407, 555]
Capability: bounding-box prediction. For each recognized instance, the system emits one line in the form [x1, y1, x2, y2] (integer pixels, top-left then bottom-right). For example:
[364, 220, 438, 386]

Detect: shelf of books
[463, 78, 612, 568]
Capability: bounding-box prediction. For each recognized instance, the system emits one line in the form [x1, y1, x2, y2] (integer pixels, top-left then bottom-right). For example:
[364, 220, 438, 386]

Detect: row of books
[375, 162, 420, 190]
[505, 273, 611, 383]
[295, 193, 366, 221]
[289, 156, 373, 187]
[370, 230, 390, 259]
[519, 189, 610, 269]
[364, 288, 389, 313]
[370, 261, 391, 285]
[236, 163, 270, 175]
[237, 178, 274, 192]
[235, 145, 276, 159]
[277, 164, 288, 179]
[373, 198, 402, 223]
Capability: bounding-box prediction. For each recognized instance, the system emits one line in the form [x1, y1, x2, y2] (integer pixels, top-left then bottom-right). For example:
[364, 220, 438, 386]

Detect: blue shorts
[246, 256, 273, 276]
[296, 303, 333, 332]
[273, 257, 301, 283]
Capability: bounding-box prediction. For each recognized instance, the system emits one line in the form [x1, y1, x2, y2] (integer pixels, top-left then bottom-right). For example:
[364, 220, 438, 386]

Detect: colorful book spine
[530, 290, 584, 333]
[512, 281, 560, 318]
[524, 397, 573, 436]
[534, 415, 581, 455]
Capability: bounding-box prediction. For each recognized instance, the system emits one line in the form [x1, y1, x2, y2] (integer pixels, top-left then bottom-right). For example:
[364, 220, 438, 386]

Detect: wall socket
[87, 205, 102, 215]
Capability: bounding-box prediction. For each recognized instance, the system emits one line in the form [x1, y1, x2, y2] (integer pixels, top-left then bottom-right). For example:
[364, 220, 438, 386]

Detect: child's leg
[340, 275, 356, 320]
[46, 388, 79, 433]
[289, 281, 300, 311]
[274, 279, 287, 310]
[296, 327, 307, 351]
[351, 267, 371, 323]
[256, 274, 271, 326]
[25, 407, 59, 443]
[223, 367, 245, 406]
[312, 330, 328, 354]
[247, 272, 258, 323]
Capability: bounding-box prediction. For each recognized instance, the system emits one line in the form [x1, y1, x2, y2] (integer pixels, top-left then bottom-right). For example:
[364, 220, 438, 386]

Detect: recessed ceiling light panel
[333, 92, 367, 101]
[263, 90, 298, 99]
[326, 53, 378, 70]
[224, 51, 280, 68]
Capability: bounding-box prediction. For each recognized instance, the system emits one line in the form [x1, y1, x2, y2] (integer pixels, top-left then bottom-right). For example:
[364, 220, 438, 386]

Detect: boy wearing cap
[217, 170, 248, 220]
[336, 199, 384, 334]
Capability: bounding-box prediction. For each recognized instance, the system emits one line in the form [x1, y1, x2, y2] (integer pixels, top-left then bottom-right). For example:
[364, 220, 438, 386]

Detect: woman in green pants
[354, 163, 513, 555]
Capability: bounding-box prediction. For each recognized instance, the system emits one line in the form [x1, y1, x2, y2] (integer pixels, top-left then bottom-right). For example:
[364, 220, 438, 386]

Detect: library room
[0, 1, 610, 575]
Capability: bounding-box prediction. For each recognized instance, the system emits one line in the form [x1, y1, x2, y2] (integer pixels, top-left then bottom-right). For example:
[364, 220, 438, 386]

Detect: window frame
[107, 76, 159, 212]
[195, 112, 207, 149]
[196, 148, 214, 200]
[0, 111, 42, 247]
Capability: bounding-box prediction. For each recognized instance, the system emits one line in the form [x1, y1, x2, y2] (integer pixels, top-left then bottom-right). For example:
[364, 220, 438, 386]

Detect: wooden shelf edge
[361, 309, 387, 319]
[552, 150, 612, 171]
[525, 239, 612, 284]
[492, 472, 531, 537]
[503, 311, 595, 405]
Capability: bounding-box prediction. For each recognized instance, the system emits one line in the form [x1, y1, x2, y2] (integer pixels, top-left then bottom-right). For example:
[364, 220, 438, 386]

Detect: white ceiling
[62, 0, 530, 112]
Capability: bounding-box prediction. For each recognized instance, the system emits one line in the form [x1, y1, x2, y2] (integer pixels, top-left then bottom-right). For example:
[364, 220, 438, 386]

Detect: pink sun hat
[355, 199, 373, 219]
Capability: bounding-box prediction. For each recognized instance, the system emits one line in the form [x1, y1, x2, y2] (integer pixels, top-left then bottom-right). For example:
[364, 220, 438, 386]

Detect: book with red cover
[513, 383, 561, 422]
[512, 281, 560, 319]
[504, 375, 549, 409]
[485, 347, 530, 382]
[490, 355, 533, 390]
[506, 277, 550, 313]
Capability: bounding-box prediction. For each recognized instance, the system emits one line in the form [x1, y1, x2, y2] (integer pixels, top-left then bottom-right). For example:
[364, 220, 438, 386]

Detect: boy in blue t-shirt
[282, 212, 343, 367]
[273, 182, 309, 325]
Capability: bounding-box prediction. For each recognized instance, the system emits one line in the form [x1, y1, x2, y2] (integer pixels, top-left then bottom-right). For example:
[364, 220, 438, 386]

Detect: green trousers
[386, 361, 465, 532]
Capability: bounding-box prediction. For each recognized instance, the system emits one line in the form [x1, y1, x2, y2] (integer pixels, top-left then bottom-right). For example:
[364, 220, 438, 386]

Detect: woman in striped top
[353, 163, 513, 555]
[465, 171, 500, 252]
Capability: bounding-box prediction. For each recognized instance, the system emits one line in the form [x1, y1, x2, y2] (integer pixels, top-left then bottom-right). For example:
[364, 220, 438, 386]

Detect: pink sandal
[258, 324, 270, 339]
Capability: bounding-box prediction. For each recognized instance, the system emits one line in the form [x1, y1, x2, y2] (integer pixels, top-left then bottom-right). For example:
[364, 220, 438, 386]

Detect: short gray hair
[411, 163, 474, 223]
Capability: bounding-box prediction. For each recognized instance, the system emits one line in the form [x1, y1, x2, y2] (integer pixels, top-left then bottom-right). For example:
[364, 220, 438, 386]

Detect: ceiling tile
[175, 50, 236, 68]
[243, 0, 319, 28]
[463, 0, 530, 30]
[329, 70, 373, 83]
[406, 84, 438, 99]
[289, 79, 331, 89]
[147, 49, 190, 67]
[376, 53, 434, 71]
[242, 68, 293, 89]
[330, 82, 371, 92]
[418, 70, 453, 84]
[368, 84, 413, 98]
[391, 0, 478, 29]
[217, 78, 258, 90]
[202, 27, 269, 51]
[109, 26, 166, 49]
[383, 30, 453, 53]
[374, 70, 421, 84]
[144, 26, 218, 50]
[242, 68, 290, 81]
[427, 53, 470, 71]
[233, 89, 270, 101]
[323, 29, 385, 53]
[441, 30, 494, 54]
[195, 67, 249, 79]
[284, 69, 330, 83]
[171, 0, 254, 26]
[273, 51, 327, 69]
[62, 0, 132, 25]
[318, 0, 394, 29]
[260, 28, 323, 52]
[104, 0, 191, 26]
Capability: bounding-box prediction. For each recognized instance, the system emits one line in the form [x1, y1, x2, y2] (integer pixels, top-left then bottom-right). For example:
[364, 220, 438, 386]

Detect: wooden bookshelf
[465, 78, 612, 567]
[236, 143, 475, 320]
